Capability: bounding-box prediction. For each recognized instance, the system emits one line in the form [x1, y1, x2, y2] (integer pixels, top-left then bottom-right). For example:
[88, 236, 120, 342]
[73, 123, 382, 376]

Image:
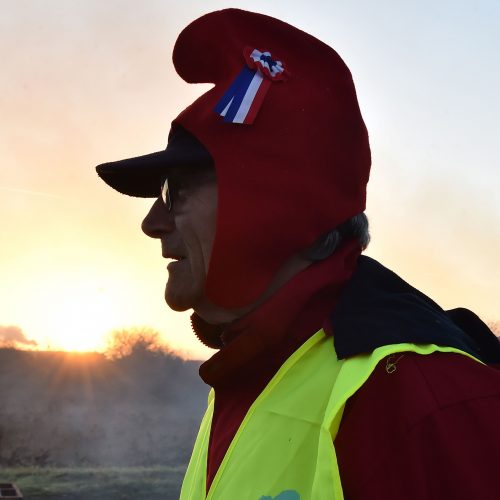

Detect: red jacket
[194, 253, 500, 498]
[336, 352, 500, 499]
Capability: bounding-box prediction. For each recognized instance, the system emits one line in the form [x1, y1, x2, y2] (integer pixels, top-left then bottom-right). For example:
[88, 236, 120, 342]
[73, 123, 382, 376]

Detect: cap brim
[96, 126, 213, 197]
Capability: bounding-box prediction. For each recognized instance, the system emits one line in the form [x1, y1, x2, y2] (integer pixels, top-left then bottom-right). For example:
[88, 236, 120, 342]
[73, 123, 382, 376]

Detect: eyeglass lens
[161, 178, 172, 211]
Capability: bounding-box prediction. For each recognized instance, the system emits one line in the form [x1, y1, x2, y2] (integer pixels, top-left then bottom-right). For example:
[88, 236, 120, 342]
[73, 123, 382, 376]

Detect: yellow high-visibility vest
[180, 330, 480, 500]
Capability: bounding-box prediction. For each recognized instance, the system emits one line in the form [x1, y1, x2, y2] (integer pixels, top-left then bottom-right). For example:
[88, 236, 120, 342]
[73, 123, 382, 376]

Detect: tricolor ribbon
[214, 48, 289, 125]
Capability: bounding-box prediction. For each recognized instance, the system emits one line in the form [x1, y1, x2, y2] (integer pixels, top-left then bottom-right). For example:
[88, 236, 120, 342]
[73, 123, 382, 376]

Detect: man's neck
[193, 253, 313, 325]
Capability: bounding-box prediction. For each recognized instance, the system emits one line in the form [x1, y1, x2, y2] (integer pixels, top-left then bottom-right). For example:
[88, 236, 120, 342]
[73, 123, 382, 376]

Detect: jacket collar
[331, 256, 500, 364]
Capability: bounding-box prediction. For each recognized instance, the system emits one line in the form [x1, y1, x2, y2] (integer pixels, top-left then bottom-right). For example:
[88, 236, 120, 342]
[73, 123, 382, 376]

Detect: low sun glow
[43, 287, 123, 352]
[16, 269, 136, 353]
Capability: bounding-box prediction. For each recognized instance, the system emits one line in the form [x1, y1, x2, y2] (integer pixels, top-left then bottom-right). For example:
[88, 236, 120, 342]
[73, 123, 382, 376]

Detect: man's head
[96, 8, 371, 315]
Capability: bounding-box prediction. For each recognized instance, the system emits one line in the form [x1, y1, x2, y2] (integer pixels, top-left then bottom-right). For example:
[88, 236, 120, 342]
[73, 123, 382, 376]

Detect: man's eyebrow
[177, 170, 217, 183]
[167, 166, 215, 176]
[164, 167, 185, 178]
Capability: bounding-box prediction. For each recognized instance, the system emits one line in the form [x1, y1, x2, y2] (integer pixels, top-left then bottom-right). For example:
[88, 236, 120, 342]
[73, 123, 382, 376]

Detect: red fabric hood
[173, 8, 371, 308]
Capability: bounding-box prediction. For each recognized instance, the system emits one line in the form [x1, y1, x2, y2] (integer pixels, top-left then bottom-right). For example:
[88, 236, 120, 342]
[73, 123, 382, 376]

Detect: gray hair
[305, 213, 370, 261]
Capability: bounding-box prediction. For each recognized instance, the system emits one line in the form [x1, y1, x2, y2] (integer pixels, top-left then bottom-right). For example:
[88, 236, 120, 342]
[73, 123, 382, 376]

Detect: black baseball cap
[96, 125, 214, 198]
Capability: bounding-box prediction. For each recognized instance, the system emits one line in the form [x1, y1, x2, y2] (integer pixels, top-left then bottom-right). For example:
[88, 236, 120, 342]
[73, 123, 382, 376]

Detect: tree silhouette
[104, 327, 173, 359]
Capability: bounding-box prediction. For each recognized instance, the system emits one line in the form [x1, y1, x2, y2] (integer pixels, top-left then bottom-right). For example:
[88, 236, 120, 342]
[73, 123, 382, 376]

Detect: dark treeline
[0, 344, 208, 467]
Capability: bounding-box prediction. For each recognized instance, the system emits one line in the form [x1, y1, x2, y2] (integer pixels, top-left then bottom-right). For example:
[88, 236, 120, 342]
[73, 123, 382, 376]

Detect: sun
[46, 288, 122, 352]
[24, 271, 135, 353]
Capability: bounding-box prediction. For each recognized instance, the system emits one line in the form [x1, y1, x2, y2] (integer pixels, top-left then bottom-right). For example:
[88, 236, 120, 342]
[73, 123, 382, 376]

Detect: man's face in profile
[141, 168, 217, 312]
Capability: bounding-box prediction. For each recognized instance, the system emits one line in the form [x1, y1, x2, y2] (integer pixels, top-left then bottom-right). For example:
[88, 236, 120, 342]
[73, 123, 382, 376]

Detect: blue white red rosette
[214, 47, 289, 124]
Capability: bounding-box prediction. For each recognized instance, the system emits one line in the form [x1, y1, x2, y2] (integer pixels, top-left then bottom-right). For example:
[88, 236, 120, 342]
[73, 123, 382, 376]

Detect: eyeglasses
[160, 169, 217, 212]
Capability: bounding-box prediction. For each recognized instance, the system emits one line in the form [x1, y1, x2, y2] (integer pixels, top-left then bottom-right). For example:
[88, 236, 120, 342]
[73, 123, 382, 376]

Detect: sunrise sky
[1, 0, 499, 359]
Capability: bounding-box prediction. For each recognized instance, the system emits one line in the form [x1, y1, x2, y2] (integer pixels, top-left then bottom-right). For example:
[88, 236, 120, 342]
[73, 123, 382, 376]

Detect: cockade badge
[214, 47, 289, 125]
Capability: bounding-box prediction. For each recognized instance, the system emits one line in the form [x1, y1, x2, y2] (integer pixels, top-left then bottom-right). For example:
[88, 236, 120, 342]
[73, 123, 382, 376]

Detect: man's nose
[141, 198, 175, 238]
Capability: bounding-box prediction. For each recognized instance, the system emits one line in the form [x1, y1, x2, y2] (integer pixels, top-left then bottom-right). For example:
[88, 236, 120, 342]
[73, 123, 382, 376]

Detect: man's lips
[162, 251, 187, 271]
[161, 249, 186, 260]
[166, 257, 187, 272]
[163, 254, 185, 260]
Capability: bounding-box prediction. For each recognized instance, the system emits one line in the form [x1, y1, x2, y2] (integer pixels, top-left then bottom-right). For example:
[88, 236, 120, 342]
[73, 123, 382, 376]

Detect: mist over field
[0, 343, 208, 468]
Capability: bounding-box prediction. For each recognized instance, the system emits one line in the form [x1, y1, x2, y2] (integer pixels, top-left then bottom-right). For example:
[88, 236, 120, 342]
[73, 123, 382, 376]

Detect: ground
[1, 465, 186, 500]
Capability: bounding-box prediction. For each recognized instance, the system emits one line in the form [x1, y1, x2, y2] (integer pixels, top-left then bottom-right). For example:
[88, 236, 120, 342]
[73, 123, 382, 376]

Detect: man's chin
[164, 292, 192, 312]
[164, 283, 201, 312]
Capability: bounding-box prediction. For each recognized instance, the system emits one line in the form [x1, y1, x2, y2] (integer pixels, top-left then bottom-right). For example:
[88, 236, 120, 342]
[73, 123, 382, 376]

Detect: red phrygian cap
[173, 8, 371, 308]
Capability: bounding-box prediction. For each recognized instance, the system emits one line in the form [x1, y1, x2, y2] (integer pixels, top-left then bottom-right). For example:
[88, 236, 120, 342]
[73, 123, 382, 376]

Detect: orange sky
[1, 1, 498, 359]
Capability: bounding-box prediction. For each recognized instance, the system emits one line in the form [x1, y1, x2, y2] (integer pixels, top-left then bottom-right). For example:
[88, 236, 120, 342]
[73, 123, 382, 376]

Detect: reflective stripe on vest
[180, 330, 482, 500]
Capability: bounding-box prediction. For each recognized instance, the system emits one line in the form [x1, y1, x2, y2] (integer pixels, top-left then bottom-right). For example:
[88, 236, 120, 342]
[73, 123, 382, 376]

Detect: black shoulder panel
[331, 256, 500, 364]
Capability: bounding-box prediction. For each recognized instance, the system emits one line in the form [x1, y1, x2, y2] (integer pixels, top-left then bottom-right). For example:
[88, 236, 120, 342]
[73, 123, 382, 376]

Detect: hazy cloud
[0, 325, 37, 346]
